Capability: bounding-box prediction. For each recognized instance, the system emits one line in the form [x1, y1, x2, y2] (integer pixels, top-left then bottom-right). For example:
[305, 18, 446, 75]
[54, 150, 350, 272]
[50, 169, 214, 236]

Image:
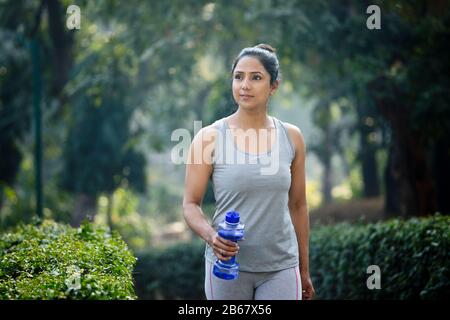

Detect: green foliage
[147, 183, 183, 224]
[61, 78, 147, 196]
[134, 216, 449, 300]
[0, 3, 33, 179]
[96, 188, 153, 251]
[1, 155, 75, 231]
[134, 239, 205, 299]
[310, 214, 450, 299]
[0, 157, 36, 229]
[0, 219, 137, 299]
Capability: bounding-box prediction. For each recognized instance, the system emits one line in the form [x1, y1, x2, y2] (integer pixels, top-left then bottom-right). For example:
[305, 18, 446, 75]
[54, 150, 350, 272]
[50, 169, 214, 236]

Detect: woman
[182, 44, 315, 300]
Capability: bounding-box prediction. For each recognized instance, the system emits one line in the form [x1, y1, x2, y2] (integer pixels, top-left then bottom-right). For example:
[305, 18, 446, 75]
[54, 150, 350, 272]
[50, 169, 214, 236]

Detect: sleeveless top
[204, 116, 299, 272]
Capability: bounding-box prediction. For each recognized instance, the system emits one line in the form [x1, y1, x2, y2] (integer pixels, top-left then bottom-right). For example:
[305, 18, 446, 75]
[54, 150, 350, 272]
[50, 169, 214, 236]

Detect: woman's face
[232, 56, 278, 111]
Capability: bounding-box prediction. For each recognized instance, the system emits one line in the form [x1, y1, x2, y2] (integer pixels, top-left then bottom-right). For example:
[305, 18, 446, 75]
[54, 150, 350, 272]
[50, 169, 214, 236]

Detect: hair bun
[254, 43, 276, 53]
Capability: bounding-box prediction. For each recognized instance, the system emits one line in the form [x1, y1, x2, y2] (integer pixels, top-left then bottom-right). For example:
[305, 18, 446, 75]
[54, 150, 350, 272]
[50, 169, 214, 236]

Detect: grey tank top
[204, 116, 299, 272]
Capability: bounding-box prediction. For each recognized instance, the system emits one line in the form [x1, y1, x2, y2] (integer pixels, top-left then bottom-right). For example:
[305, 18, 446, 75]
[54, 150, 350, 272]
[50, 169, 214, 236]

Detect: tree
[0, 0, 75, 219]
[61, 38, 146, 226]
[267, 0, 450, 216]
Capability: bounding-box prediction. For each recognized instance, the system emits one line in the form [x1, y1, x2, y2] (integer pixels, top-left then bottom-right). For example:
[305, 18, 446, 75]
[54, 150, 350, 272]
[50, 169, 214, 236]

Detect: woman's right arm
[182, 126, 238, 260]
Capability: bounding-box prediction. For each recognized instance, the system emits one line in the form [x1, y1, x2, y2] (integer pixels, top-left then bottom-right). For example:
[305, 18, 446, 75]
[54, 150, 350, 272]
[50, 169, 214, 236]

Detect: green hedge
[134, 240, 205, 299]
[134, 215, 449, 300]
[0, 220, 137, 299]
[310, 214, 449, 299]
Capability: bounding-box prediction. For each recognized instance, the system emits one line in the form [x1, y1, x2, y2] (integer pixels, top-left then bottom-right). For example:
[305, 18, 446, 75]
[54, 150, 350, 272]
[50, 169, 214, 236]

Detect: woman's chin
[238, 101, 259, 110]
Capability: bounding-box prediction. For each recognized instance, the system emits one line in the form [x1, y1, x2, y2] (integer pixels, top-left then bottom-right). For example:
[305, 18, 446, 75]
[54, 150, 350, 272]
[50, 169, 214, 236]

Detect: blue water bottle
[213, 211, 245, 280]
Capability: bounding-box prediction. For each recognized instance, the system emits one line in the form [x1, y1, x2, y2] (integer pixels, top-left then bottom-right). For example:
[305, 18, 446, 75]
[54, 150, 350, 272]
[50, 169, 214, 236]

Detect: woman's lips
[240, 95, 254, 99]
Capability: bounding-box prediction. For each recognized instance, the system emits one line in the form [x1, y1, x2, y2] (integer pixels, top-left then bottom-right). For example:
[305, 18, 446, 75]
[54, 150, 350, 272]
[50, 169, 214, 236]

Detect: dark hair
[231, 43, 281, 85]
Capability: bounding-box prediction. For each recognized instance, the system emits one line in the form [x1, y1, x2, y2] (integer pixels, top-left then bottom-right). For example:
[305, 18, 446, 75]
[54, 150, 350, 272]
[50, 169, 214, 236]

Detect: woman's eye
[233, 74, 261, 80]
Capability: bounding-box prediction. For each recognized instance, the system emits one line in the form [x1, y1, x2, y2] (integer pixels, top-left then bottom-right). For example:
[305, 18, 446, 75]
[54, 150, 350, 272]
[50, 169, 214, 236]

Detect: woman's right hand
[209, 232, 239, 261]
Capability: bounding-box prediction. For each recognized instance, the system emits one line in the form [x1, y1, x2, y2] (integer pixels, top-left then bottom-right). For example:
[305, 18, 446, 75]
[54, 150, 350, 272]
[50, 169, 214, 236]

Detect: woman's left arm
[286, 124, 315, 300]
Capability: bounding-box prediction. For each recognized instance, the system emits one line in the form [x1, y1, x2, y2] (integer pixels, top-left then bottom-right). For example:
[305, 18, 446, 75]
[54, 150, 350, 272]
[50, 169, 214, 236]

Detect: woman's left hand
[301, 273, 315, 300]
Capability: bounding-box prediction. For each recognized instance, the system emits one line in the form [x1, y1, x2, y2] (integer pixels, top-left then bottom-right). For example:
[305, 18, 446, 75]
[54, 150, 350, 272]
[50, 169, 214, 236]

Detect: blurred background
[0, 0, 449, 299]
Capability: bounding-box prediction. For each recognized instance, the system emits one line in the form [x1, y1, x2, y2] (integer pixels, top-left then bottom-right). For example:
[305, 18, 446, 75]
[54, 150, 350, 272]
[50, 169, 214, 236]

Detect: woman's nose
[241, 78, 250, 90]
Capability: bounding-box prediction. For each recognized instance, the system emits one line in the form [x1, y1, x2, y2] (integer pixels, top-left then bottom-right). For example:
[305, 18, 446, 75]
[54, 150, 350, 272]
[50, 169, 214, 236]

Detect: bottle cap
[225, 211, 240, 224]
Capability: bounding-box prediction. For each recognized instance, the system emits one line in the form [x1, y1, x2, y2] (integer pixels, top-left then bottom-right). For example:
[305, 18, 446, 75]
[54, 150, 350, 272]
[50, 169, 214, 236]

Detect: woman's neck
[230, 107, 273, 130]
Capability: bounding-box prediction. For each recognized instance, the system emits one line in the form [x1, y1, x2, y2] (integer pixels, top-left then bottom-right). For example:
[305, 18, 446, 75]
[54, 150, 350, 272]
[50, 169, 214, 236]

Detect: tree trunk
[355, 99, 381, 198]
[0, 184, 3, 209]
[384, 122, 436, 217]
[371, 78, 437, 217]
[432, 137, 450, 215]
[106, 193, 114, 231]
[384, 143, 402, 218]
[0, 185, 3, 225]
[46, 0, 74, 98]
[359, 128, 380, 197]
[322, 125, 333, 204]
[72, 193, 97, 227]
[322, 156, 332, 204]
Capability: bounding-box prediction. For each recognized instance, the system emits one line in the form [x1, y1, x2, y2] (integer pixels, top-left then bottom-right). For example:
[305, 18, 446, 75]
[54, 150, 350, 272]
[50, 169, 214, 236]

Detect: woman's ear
[270, 80, 279, 96]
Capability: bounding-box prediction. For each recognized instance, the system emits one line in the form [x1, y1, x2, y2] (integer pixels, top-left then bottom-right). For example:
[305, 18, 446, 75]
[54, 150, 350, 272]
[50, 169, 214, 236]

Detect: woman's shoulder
[188, 121, 222, 166]
[200, 118, 223, 138]
[191, 119, 223, 148]
[277, 119, 306, 154]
